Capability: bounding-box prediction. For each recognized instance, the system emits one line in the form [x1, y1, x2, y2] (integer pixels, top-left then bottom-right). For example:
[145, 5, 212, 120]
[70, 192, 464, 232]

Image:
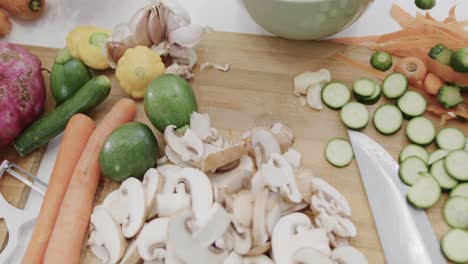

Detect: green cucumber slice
[444, 150, 468, 181]
[321, 82, 351, 110]
[399, 156, 428, 186]
[383, 72, 408, 99]
[441, 229, 468, 264]
[406, 176, 441, 208]
[443, 196, 468, 229]
[325, 138, 354, 168]
[430, 160, 458, 190]
[406, 117, 436, 146]
[340, 102, 369, 130]
[397, 91, 427, 118]
[373, 104, 403, 135]
[399, 144, 428, 163]
[450, 183, 468, 198]
[436, 127, 465, 151]
[428, 149, 449, 165]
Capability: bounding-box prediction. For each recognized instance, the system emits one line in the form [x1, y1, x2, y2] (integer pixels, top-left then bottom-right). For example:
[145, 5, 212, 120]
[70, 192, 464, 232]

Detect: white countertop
[4, 0, 467, 261]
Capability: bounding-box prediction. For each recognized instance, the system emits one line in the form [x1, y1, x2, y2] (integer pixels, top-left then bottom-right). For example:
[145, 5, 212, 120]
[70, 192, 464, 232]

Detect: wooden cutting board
[1, 31, 466, 263]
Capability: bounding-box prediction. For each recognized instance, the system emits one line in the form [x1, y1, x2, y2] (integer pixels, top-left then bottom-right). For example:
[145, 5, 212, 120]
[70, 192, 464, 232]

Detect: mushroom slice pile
[310, 178, 357, 245]
[89, 112, 367, 264]
[88, 206, 127, 264]
[163, 112, 247, 172]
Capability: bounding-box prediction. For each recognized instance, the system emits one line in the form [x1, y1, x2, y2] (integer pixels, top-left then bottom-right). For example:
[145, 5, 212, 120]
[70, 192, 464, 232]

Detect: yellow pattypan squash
[116, 46, 166, 99]
[66, 25, 111, 70]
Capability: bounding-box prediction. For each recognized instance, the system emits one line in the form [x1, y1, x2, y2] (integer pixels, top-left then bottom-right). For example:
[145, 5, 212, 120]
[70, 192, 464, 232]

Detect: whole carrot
[22, 114, 95, 264]
[43, 99, 137, 264]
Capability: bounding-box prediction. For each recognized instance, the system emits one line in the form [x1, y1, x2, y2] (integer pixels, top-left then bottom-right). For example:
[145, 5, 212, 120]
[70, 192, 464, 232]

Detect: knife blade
[348, 130, 445, 264]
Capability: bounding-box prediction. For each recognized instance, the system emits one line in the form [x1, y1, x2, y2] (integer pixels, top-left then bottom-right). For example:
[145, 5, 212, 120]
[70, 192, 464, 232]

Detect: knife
[348, 130, 445, 264]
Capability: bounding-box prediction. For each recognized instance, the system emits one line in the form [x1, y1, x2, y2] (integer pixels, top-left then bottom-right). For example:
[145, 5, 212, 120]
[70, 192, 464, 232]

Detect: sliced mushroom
[107, 178, 147, 238]
[210, 155, 255, 194]
[88, 206, 127, 264]
[199, 142, 247, 173]
[282, 148, 301, 170]
[293, 69, 331, 96]
[246, 243, 271, 257]
[136, 217, 169, 261]
[229, 225, 252, 255]
[224, 251, 243, 264]
[243, 255, 274, 264]
[311, 178, 351, 217]
[157, 164, 182, 181]
[155, 192, 191, 218]
[102, 190, 125, 223]
[165, 145, 192, 167]
[262, 153, 303, 203]
[294, 168, 314, 202]
[266, 192, 308, 216]
[250, 171, 266, 195]
[166, 210, 230, 264]
[293, 248, 333, 264]
[252, 189, 269, 250]
[270, 122, 294, 153]
[314, 211, 357, 238]
[192, 203, 231, 247]
[182, 128, 204, 161]
[119, 239, 140, 264]
[331, 246, 367, 264]
[251, 129, 281, 165]
[306, 83, 324, 111]
[271, 213, 331, 264]
[214, 228, 234, 252]
[165, 125, 192, 160]
[266, 205, 281, 236]
[227, 189, 254, 228]
[190, 112, 213, 140]
[142, 168, 163, 213]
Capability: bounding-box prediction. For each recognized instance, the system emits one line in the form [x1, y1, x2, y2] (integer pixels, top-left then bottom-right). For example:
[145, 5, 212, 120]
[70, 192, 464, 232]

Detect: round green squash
[99, 122, 159, 182]
[144, 74, 197, 132]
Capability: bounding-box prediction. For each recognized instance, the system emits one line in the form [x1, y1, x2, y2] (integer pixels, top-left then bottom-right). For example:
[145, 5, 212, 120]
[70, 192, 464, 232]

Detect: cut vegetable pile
[88, 112, 367, 263]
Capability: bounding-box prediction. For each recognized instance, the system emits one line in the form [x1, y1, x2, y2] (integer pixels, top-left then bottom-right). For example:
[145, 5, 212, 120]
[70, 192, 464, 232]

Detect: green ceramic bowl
[243, 0, 371, 40]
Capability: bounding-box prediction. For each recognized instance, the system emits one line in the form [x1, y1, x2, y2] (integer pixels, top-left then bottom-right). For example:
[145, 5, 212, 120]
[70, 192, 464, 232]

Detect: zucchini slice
[406, 176, 441, 209]
[373, 104, 403, 135]
[399, 156, 428, 186]
[325, 138, 354, 168]
[383, 73, 408, 99]
[397, 91, 427, 118]
[450, 183, 468, 198]
[436, 127, 465, 151]
[353, 78, 376, 98]
[443, 196, 468, 229]
[340, 102, 369, 130]
[406, 117, 436, 146]
[428, 149, 449, 165]
[430, 160, 458, 190]
[370, 51, 393, 72]
[399, 144, 428, 163]
[441, 229, 468, 264]
[444, 150, 468, 181]
[321, 82, 351, 110]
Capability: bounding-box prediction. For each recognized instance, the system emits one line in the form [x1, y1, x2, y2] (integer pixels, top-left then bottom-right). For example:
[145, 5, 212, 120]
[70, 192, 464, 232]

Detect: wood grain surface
[2, 31, 466, 263]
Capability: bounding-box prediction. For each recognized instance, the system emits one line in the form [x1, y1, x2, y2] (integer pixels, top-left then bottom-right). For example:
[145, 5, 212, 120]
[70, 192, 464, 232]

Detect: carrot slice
[43, 98, 137, 264]
[424, 73, 444, 95]
[390, 4, 415, 28]
[333, 53, 387, 80]
[22, 114, 95, 264]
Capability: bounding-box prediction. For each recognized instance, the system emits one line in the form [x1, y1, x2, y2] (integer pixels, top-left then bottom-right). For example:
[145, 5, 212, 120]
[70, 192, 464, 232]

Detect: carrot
[0, 0, 44, 20]
[0, 10, 11, 36]
[43, 98, 137, 264]
[22, 114, 95, 264]
[394, 57, 428, 88]
[427, 57, 468, 86]
[423, 73, 444, 95]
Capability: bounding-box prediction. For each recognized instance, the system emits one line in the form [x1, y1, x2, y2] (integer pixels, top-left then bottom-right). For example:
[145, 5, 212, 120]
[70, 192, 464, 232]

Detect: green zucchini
[14, 75, 111, 156]
[437, 85, 464, 109]
[370, 51, 393, 72]
[428, 44, 452, 65]
[450, 47, 468, 73]
[50, 48, 92, 104]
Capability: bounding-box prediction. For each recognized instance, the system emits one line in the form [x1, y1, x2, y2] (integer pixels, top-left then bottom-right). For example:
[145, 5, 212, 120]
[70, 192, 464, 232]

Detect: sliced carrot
[334, 53, 387, 80]
[390, 4, 415, 28]
[427, 57, 468, 86]
[43, 98, 137, 264]
[443, 6, 457, 24]
[424, 73, 444, 95]
[22, 114, 95, 264]
[394, 57, 428, 87]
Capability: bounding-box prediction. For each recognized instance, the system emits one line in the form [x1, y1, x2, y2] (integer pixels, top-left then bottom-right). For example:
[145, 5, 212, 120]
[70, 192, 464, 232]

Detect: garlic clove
[168, 24, 206, 48]
[128, 6, 152, 47]
[148, 7, 165, 45]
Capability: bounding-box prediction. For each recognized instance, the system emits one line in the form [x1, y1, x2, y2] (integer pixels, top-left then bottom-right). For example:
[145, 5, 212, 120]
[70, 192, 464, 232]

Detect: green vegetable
[450, 48, 468, 73]
[50, 48, 92, 104]
[144, 74, 197, 132]
[370, 51, 393, 71]
[437, 85, 464, 109]
[14, 75, 111, 156]
[415, 0, 435, 10]
[99, 122, 159, 182]
[428, 44, 452, 65]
